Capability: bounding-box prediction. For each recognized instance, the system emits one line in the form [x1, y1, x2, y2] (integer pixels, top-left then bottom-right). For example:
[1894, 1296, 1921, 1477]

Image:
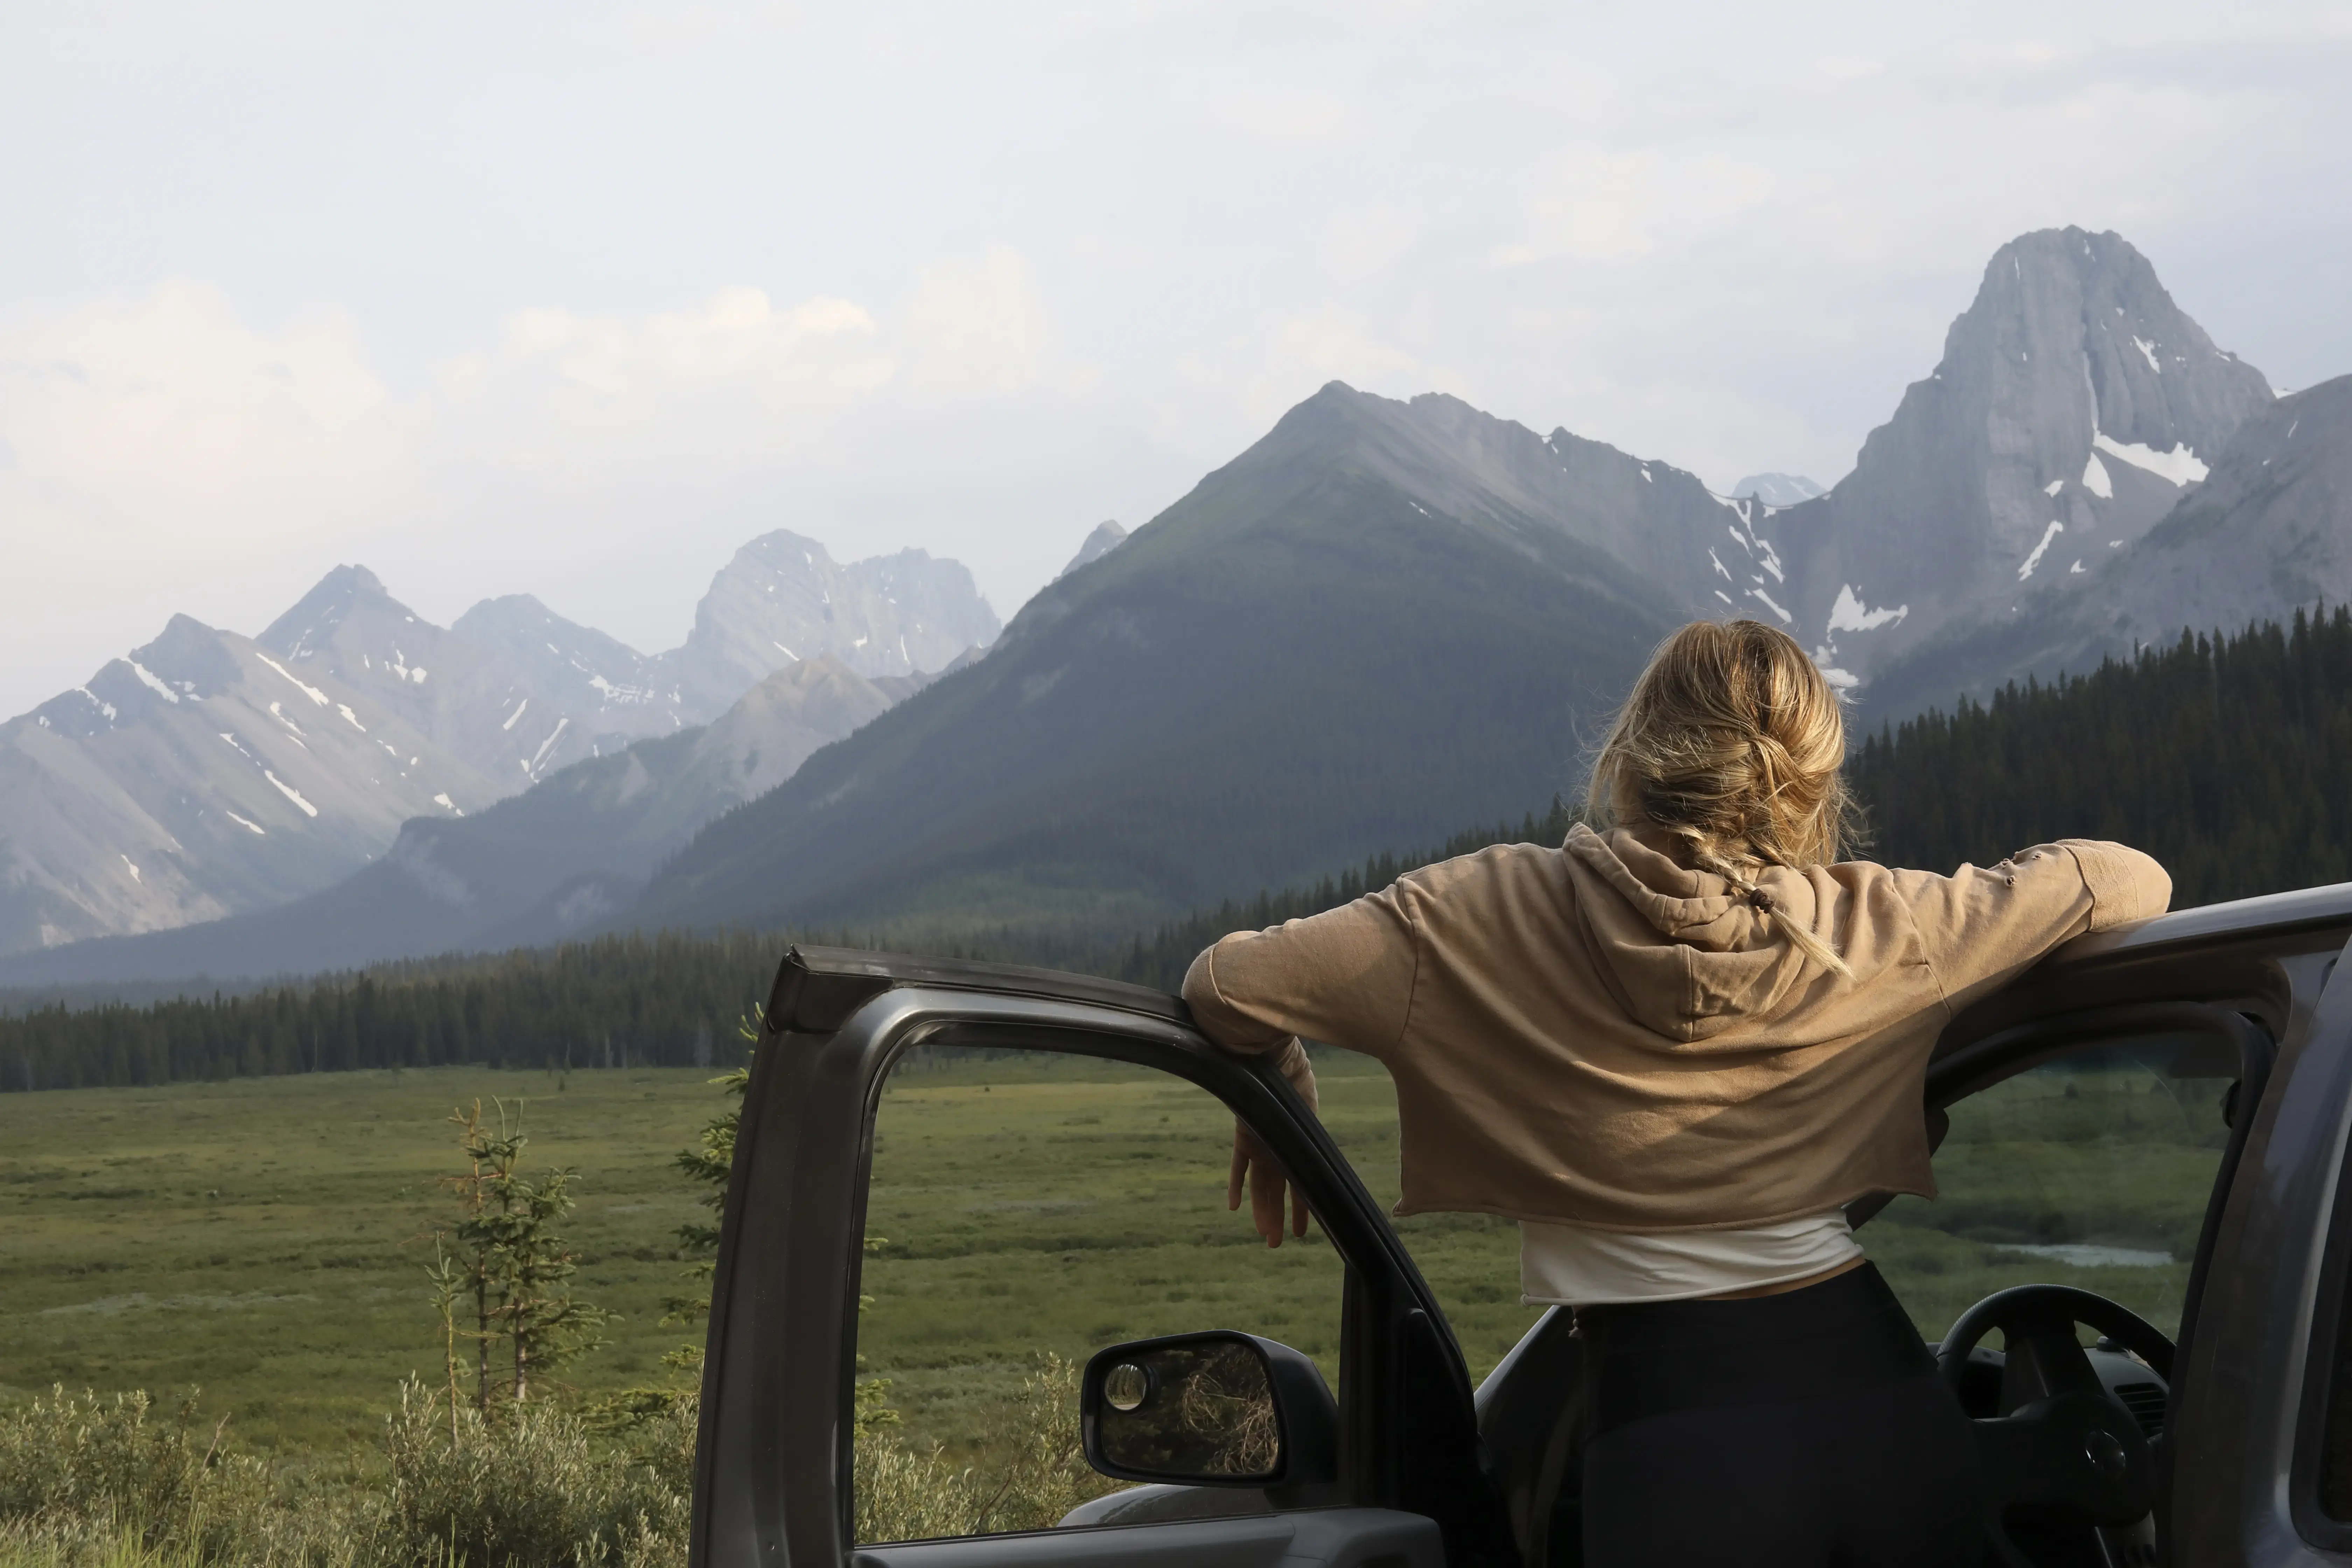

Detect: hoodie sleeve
[1181, 881, 1420, 1101]
[1892, 841, 2172, 1015]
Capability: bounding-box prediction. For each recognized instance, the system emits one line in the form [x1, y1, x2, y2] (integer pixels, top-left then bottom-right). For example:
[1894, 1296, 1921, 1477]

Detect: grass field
[0, 1035, 2234, 1478]
[0, 1066, 724, 1456]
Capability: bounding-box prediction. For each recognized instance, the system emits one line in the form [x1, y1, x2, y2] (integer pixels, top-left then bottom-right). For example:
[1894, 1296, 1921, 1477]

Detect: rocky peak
[257, 565, 397, 660]
[668, 529, 1000, 713]
[1057, 521, 1128, 579]
[1774, 227, 2273, 688]
[450, 594, 686, 750]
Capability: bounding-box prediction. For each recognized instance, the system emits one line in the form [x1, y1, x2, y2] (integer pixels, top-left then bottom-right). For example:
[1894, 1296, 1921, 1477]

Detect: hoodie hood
[1562, 822, 1829, 1045]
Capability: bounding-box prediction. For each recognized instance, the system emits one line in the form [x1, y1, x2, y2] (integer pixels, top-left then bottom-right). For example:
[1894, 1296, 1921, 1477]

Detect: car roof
[2047, 878, 2352, 964]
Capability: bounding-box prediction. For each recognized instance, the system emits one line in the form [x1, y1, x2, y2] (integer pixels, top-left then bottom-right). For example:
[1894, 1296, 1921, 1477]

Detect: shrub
[854, 1356, 1118, 1545]
[378, 1381, 688, 1568]
[0, 1390, 266, 1563]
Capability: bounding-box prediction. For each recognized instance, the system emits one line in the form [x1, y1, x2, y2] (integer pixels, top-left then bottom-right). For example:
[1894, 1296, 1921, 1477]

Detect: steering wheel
[1935, 1285, 2175, 1567]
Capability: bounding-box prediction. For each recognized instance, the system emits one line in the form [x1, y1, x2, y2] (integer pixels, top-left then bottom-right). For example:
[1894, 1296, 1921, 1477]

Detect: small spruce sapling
[436, 1097, 608, 1412]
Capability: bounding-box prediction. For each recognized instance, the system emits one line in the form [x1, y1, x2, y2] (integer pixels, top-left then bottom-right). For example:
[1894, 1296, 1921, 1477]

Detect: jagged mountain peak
[1766, 226, 2274, 691]
[257, 564, 404, 659]
[1941, 226, 2270, 460]
[129, 615, 244, 701]
[1056, 521, 1128, 580]
[673, 526, 1000, 707]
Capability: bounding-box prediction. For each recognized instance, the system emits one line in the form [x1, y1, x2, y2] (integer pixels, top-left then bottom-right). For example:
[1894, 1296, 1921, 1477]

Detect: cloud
[1492, 146, 1779, 268]
[1171, 305, 1449, 438]
[0, 281, 410, 543]
[435, 286, 893, 462]
[0, 250, 1111, 717]
[897, 245, 1085, 400]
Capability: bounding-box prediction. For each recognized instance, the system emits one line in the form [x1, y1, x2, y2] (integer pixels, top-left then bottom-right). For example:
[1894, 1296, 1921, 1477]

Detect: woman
[1180, 618, 2170, 1567]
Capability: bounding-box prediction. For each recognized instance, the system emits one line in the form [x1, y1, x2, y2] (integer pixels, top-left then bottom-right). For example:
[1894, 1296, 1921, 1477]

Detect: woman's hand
[1228, 1119, 1311, 1247]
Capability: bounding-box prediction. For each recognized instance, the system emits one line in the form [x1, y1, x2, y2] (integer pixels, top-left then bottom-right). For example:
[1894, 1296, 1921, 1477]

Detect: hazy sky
[4, 0, 2347, 720]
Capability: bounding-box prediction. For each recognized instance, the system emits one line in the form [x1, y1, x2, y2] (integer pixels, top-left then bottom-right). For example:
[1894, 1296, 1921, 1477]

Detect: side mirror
[1080, 1331, 1339, 1489]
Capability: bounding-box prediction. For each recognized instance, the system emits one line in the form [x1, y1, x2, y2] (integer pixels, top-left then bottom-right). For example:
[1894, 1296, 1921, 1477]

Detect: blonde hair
[1589, 619, 1859, 978]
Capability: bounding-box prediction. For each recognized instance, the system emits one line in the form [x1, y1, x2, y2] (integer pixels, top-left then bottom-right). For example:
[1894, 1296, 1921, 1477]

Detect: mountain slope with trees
[635, 384, 1702, 944]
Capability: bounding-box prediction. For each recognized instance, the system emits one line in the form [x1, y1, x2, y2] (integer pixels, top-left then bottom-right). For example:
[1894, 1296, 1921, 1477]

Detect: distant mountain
[0, 656, 922, 982]
[1861, 374, 2352, 717]
[1766, 227, 2274, 691]
[1057, 521, 1128, 578]
[663, 530, 1000, 713]
[449, 594, 691, 757]
[450, 534, 999, 733]
[0, 568, 567, 954]
[632, 383, 1698, 941]
[1731, 474, 1825, 505]
[0, 531, 998, 962]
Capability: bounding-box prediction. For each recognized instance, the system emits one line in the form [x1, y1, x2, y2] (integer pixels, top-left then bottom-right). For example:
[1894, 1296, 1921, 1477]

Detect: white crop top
[1519, 1211, 1863, 1307]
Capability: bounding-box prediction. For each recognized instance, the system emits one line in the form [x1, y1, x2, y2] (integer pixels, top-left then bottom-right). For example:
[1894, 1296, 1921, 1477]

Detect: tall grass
[0, 1363, 1112, 1567]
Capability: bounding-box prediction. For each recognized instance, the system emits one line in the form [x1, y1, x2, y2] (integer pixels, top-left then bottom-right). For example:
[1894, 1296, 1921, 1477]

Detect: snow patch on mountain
[255, 654, 329, 707]
[2019, 521, 2065, 581]
[2093, 430, 2209, 486]
[264, 771, 319, 817]
[1825, 586, 1909, 635]
[2081, 452, 2114, 499]
[127, 662, 182, 704]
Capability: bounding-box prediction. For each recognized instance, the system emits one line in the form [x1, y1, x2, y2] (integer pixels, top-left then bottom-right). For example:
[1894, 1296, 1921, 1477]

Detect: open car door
[689, 947, 1519, 1568]
[1857, 897, 2352, 1566]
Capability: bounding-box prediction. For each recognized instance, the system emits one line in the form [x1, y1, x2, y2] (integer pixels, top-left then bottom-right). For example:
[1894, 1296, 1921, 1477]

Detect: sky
[3, 0, 2348, 721]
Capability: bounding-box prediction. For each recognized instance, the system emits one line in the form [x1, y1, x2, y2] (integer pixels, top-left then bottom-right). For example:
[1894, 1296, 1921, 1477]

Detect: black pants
[1576, 1263, 1983, 1568]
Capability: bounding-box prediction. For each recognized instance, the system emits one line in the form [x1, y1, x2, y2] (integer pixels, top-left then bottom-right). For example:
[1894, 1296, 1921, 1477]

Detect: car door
[1856, 904, 2352, 1566]
[689, 946, 1518, 1568]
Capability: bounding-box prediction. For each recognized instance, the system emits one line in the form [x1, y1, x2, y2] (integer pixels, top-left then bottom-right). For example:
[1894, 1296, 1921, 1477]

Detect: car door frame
[688, 947, 1517, 1568]
[1902, 908, 2352, 1565]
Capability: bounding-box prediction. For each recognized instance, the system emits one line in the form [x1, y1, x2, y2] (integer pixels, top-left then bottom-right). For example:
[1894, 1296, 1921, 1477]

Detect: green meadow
[0, 1040, 2230, 1468]
[0, 1067, 722, 1456]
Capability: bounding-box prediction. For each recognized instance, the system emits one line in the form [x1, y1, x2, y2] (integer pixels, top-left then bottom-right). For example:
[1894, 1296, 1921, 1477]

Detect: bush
[0, 1363, 1113, 1566]
[0, 1390, 267, 1564]
[854, 1356, 1117, 1545]
[378, 1382, 688, 1568]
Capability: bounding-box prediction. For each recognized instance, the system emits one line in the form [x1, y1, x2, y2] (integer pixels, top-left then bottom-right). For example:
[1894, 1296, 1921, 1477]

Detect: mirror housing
[1080, 1331, 1339, 1489]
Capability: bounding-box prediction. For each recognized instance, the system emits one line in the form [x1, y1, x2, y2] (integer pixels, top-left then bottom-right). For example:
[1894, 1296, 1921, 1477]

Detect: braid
[1687, 834, 1856, 983]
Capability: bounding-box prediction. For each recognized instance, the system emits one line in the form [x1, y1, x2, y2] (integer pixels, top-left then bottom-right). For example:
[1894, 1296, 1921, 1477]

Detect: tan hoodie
[1181, 824, 2171, 1233]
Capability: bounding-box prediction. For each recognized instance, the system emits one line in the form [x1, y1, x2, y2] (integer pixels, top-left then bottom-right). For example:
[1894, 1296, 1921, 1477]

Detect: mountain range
[6, 224, 2345, 987]
[0, 533, 998, 963]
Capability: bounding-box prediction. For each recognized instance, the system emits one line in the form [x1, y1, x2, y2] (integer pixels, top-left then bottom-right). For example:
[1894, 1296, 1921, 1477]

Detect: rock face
[1770, 228, 2274, 688]
[0, 655, 923, 982]
[1056, 521, 1128, 579]
[449, 594, 691, 758]
[0, 569, 566, 954]
[662, 530, 1000, 713]
[1861, 374, 2352, 717]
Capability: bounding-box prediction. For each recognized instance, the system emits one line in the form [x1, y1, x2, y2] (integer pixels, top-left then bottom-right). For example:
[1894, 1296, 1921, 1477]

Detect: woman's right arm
[1181, 883, 1420, 1245]
[1181, 880, 1421, 1060]
[1892, 840, 2172, 1015]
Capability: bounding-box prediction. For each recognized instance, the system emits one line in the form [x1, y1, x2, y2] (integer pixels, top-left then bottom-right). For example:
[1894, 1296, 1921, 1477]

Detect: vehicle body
[690, 880, 2352, 1566]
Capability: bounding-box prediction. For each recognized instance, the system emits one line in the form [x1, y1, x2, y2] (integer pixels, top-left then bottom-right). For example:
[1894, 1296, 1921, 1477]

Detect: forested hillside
[1850, 608, 2352, 906]
[12, 608, 2352, 1092]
